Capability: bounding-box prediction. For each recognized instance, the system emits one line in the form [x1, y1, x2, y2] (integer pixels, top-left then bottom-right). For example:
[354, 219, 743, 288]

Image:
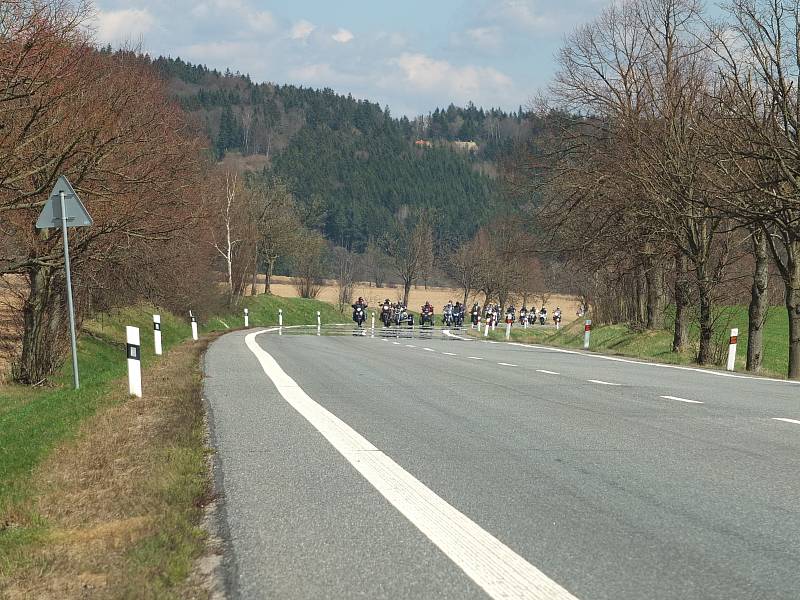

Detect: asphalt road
[204, 328, 800, 599]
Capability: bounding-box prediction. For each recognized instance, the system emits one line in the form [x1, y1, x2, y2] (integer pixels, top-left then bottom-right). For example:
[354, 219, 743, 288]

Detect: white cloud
[249, 11, 276, 33]
[464, 26, 502, 48]
[290, 19, 315, 40]
[95, 8, 156, 45]
[332, 28, 354, 43]
[391, 53, 513, 100]
[493, 0, 554, 31]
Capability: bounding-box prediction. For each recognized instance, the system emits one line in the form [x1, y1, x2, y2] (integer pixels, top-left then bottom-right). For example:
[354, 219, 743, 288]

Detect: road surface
[204, 329, 800, 599]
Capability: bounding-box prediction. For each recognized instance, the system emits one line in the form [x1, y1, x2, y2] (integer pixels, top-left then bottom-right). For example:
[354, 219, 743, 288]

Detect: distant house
[414, 139, 433, 148]
[451, 140, 478, 153]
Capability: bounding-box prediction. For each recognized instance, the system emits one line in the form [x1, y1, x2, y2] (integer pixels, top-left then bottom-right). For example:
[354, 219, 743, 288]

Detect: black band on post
[126, 343, 141, 360]
[154, 322, 161, 331]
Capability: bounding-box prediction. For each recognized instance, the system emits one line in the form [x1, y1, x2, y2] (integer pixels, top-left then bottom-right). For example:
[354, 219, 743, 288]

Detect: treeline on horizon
[147, 55, 546, 250]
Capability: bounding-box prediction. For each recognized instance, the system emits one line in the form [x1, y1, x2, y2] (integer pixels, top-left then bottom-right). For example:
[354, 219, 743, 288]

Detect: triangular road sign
[36, 175, 93, 229]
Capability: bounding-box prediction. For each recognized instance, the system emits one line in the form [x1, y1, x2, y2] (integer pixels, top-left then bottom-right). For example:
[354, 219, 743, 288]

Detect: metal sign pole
[60, 191, 80, 389]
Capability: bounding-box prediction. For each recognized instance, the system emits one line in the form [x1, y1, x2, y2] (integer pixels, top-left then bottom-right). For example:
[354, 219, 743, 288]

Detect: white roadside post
[126, 326, 142, 398]
[726, 328, 739, 371]
[153, 314, 162, 355]
[190, 311, 198, 341]
[278, 308, 283, 335]
[317, 311, 321, 336]
[244, 308, 249, 328]
[484, 320, 490, 337]
[505, 314, 512, 340]
[371, 312, 375, 337]
[35, 175, 93, 390]
[475, 315, 480, 330]
[583, 320, 592, 350]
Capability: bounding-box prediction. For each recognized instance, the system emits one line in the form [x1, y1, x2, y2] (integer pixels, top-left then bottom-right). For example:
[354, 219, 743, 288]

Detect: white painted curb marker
[583, 319, 592, 350]
[278, 308, 283, 335]
[244, 307, 249, 328]
[126, 325, 142, 398]
[317, 311, 321, 336]
[153, 314, 162, 355]
[726, 328, 738, 371]
[190, 311, 198, 341]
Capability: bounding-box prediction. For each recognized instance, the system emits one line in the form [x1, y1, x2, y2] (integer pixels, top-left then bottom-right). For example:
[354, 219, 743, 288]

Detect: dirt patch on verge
[1, 335, 222, 599]
[0, 275, 25, 380]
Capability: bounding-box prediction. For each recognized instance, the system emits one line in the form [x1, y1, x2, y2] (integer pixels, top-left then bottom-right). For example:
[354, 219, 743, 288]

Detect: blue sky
[92, 1, 609, 116]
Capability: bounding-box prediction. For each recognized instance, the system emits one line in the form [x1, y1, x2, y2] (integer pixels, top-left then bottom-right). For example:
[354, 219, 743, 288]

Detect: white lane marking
[498, 362, 518, 367]
[536, 370, 560, 375]
[660, 395, 703, 404]
[423, 347, 436, 352]
[587, 379, 621, 386]
[245, 331, 579, 600]
[392, 341, 401, 345]
[405, 344, 417, 348]
[773, 418, 800, 425]
[467, 356, 484, 360]
[506, 342, 800, 386]
[442, 352, 458, 356]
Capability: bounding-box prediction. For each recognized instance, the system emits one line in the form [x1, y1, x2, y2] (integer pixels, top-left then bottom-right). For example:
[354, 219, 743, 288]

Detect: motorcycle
[380, 305, 392, 327]
[453, 309, 464, 328]
[539, 312, 547, 326]
[471, 308, 480, 327]
[519, 311, 528, 326]
[353, 306, 366, 327]
[395, 306, 413, 326]
[421, 308, 434, 327]
[553, 312, 562, 328]
[443, 309, 453, 327]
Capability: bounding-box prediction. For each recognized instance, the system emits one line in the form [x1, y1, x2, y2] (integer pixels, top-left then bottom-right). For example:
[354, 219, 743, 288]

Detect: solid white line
[505, 342, 800, 386]
[245, 331, 579, 600]
[587, 379, 621, 386]
[498, 362, 518, 367]
[660, 395, 703, 404]
[467, 356, 484, 360]
[536, 370, 560, 375]
[773, 417, 800, 425]
[442, 352, 458, 356]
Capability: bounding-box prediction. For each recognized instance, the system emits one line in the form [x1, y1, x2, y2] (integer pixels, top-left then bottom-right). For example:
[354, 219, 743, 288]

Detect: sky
[91, 0, 609, 117]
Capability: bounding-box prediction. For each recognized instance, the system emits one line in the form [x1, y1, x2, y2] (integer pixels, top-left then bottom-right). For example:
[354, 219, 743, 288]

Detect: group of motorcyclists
[352, 297, 563, 329]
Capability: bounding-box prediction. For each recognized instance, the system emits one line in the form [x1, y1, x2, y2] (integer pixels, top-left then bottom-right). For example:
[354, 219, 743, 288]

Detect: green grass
[482, 305, 791, 378]
[0, 294, 340, 562]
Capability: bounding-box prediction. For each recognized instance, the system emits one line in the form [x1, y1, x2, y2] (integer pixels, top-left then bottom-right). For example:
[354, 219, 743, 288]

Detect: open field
[252, 275, 582, 320]
[0, 276, 24, 379]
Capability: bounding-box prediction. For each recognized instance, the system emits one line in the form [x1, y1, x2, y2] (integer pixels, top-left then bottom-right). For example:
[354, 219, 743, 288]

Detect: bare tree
[381, 213, 434, 306]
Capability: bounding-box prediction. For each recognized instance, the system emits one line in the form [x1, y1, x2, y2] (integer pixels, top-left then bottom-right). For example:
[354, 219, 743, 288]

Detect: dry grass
[254, 275, 582, 321]
[1, 336, 217, 600]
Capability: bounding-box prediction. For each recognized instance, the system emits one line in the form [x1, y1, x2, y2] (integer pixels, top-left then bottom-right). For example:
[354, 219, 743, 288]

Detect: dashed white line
[423, 347, 436, 352]
[773, 417, 800, 425]
[467, 356, 484, 360]
[536, 369, 560, 375]
[660, 395, 703, 404]
[587, 379, 621, 386]
[405, 344, 417, 348]
[246, 331, 580, 600]
[498, 362, 518, 367]
[392, 341, 401, 345]
[442, 352, 458, 356]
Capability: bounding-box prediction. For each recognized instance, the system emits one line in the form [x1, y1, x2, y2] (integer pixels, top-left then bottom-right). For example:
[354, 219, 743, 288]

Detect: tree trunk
[250, 248, 259, 297]
[646, 259, 665, 330]
[697, 277, 713, 365]
[785, 252, 800, 380]
[672, 252, 690, 352]
[264, 259, 275, 295]
[634, 265, 647, 327]
[746, 229, 768, 373]
[17, 265, 68, 384]
[402, 279, 412, 306]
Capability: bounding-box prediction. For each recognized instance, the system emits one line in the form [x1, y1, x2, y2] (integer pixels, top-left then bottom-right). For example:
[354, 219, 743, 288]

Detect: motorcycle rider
[352, 296, 368, 326]
[471, 302, 481, 327]
[507, 303, 516, 323]
[539, 306, 548, 325]
[453, 301, 464, 327]
[421, 301, 434, 326]
[443, 300, 454, 326]
[380, 298, 392, 326]
[519, 305, 528, 325]
[553, 306, 562, 326]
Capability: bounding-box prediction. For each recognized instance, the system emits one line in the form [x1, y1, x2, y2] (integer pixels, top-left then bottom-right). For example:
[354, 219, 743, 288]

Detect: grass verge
[0, 294, 340, 597]
[479, 305, 791, 378]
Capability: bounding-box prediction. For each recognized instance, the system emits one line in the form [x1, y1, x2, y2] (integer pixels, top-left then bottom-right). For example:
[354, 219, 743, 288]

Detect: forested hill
[152, 56, 537, 250]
